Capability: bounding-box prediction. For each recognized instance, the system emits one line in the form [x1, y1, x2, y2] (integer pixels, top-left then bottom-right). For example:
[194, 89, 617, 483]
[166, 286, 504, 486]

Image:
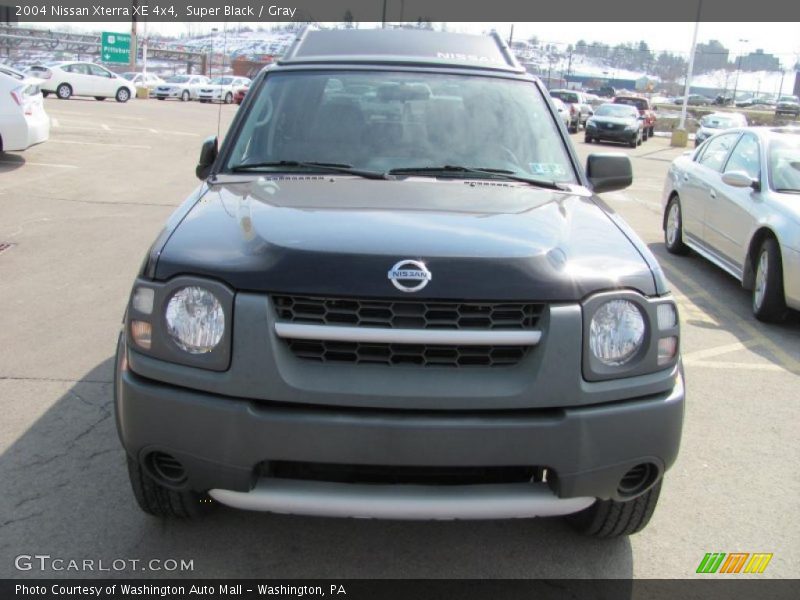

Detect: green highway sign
[101, 32, 131, 64]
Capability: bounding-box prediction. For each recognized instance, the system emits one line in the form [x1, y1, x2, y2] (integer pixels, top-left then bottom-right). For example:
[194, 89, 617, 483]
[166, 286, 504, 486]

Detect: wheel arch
[662, 191, 680, 231]
[743, 227, 779, 290]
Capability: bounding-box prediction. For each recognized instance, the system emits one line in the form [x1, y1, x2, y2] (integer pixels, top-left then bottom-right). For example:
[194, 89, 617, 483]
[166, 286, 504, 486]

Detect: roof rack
[278, 27, 525, 74]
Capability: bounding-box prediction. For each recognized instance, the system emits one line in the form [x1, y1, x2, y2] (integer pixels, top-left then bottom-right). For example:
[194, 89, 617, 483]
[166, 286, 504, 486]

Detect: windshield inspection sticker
[529, 163, 566, 177]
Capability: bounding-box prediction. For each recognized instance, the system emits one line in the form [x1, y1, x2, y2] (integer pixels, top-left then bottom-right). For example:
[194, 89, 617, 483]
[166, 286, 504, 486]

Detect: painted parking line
[0, 160, 78, 169]
[48, 139, 151, 149]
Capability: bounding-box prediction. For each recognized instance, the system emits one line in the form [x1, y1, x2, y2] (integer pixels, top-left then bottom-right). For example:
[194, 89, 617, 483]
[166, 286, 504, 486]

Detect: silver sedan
[661, 127, 800, 321]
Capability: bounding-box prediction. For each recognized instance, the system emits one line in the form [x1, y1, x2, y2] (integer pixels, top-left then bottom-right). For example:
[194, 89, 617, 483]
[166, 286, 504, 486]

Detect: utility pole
[130, 0, 138, 70]
[382, 0, 387, 28]
[508, 24, 514, 46]
[732, 39, 749, 100]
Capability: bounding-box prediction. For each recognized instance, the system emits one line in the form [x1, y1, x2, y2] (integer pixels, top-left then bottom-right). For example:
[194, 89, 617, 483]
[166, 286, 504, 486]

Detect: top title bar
[2, 0, 800, 22]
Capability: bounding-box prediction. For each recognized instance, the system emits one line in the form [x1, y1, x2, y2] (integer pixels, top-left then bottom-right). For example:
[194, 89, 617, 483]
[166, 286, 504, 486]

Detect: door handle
[683, 174, 690, 182]
[709, 190, 717, 199]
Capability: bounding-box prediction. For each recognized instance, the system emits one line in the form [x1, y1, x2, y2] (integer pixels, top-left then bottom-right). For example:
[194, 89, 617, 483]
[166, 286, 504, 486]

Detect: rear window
[614, 97, 646, 110]
[550, 91, 578, 103]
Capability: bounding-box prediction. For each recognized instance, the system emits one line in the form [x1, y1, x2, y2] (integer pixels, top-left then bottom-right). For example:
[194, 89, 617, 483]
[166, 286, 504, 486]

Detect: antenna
[217, 21, 229, 142]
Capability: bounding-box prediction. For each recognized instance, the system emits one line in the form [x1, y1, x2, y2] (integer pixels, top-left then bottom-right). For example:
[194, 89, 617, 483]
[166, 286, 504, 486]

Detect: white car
[121, 72, 165, 97]
[197, 76, 251, 104]
[662, 127, 800, 321]
[0, 65, 49, 152]
[550, 97, 571, 128]
[29, 62, 136, 102]
[694, 112, 748, 148]
[153, 74, 210, 102]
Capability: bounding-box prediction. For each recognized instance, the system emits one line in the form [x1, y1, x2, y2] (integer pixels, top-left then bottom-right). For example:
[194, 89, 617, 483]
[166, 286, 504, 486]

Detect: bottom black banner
[2, 579, 798, 600]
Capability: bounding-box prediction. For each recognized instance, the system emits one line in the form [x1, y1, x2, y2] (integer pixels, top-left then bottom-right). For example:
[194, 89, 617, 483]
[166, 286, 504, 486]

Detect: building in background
[694, 40, 730, 73]
[740, 49, 780, 72]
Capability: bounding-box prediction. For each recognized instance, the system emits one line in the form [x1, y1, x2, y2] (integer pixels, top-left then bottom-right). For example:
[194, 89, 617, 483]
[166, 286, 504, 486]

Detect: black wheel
[642, 127, 649, 142]
[664, 196, 689, 254]
[42, 90, 50, 98]
[584, 135, 592, 143]
[56, 83, 72, 100]
[181, 89, 190, 102]
[629, 134, 638, 148]
[157, 96, 166, 101]
[752, 237, 787, 322]
[569, 122, 578, 134]
[636, 131, 643, 146]
[115, 87, 131, 103]
[126, 455, 215, 518]
[224, 92, 233, 104]
[94, 96, 106, 101]
[649, 126, 655, 137]
[566, 480, 662, 538]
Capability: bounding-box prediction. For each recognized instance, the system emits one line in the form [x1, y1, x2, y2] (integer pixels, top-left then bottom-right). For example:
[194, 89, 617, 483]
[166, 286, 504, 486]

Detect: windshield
[594, 104, 637, 118]
[166, 75, 189, 83]
[700, 115, 741, 129]
[225, 71, 577, 183]
[121, 72, 137, 80]
[210, 77, 234, 85]
[778, 96, 799, 103]
[769, 135, 800, 193]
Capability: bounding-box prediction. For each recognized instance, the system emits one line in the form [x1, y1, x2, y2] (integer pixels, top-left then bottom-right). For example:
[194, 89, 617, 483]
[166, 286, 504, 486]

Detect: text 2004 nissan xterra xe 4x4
[115, 28, 683, 537]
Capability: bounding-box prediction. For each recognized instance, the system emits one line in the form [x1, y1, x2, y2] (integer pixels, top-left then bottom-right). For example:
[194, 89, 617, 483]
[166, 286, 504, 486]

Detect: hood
[154, 177, 656, 301]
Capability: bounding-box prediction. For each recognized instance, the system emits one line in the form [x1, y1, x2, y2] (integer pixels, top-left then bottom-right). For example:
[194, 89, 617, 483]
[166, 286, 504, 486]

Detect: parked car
[662, 127, 800, 321]
[154, 74, 210, 101]
[233, 84, 249, 105]
[775, 95, 800, 118]
[550, 96, 571, 128]
[121, 72, 165, 97]
[584, 103, 643, 147]
[115, 28, 683, 537]
[588, 86, 617, 98]
[0, 65, 49, 152]
[29, 62, 135, 102]
[713, 95, 733, 106]
[686, 94, 711, 106]
[613, 95, 656, 140]
[197, 76, 251, 104]
[549, 89, 591, 133]
[693, 112, 748, 147]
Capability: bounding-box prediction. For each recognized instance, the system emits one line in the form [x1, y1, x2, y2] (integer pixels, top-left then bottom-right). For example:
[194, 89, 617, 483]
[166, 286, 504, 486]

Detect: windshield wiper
[229, 160, 388, 180]
[387, 165, 568, 190]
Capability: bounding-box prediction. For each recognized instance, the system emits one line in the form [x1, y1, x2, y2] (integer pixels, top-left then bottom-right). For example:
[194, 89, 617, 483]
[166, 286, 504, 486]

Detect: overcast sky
[24, 21, 800, 64]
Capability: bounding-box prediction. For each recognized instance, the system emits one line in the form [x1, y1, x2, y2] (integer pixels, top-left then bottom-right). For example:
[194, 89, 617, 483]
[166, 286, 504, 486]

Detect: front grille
[274, 295, 542, 368]
[273, 295, 543, 330]
[286, 339, 528, 367]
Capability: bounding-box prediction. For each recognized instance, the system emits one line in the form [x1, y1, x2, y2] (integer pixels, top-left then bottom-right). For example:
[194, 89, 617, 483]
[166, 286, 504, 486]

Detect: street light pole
[732, 38, 749, 101]
[671, 0, 702, 147]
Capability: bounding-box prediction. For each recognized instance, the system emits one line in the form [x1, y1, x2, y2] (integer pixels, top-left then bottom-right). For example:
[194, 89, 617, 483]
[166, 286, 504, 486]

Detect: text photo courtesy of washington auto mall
[0, 0, 799, 598]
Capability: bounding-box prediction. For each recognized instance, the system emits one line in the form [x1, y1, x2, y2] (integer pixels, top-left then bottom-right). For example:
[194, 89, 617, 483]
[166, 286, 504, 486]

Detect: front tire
[584, 135, 593, 143]
[115, 87, 131, 103]
[224, 92, 233, 104]
[181, 90, 190, 102]
[566, 480, 662, 538]
[752, 238, 787, 322]
[649, 125, 655, 137]
[664, 196, 689, 254]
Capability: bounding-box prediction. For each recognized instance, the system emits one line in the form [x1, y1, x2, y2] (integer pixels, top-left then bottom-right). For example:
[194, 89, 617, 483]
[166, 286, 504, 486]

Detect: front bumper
[116, 344, 684, 510]
[586, 126, 637, 142]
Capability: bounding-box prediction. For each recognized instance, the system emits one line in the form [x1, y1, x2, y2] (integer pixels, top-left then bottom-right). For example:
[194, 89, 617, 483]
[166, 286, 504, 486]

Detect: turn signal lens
[130, 320, 152, 350]
[132, 287, 155, 315]
[658, 336, 678, 365]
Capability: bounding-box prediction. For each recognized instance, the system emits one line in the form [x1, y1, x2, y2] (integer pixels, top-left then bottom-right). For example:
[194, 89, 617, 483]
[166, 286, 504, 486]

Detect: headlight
[586, 120, 596, 128]
[165, 286, 225, 353]
[589, 300, 646, 366]
[625, 124, 638, 131]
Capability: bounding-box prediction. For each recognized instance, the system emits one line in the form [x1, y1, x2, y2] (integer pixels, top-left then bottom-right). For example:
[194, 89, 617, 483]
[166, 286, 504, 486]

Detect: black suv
[116, 28, 683, 537]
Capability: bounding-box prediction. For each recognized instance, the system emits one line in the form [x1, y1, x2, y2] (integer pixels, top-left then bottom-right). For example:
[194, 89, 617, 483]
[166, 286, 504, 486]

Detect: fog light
[658, 336, 678, 364]
[131, 320, 152, 350]
[132, 287, 154, 314]
[657, 303, 677, 330]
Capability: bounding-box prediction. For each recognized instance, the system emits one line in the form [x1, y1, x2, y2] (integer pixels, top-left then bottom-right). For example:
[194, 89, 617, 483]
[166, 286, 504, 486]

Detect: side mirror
[722, 170, 758, 189]
[196, 136, 218, 180]
[586, 153, 632, 193]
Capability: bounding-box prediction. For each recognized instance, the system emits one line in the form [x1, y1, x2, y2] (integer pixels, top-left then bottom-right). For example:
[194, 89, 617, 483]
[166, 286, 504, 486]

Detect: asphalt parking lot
[1, 97, 798, 579]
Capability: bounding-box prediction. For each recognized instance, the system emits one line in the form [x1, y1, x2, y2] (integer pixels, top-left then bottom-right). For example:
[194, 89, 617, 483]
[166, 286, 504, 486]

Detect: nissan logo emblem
[388, 260, 432, 293]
